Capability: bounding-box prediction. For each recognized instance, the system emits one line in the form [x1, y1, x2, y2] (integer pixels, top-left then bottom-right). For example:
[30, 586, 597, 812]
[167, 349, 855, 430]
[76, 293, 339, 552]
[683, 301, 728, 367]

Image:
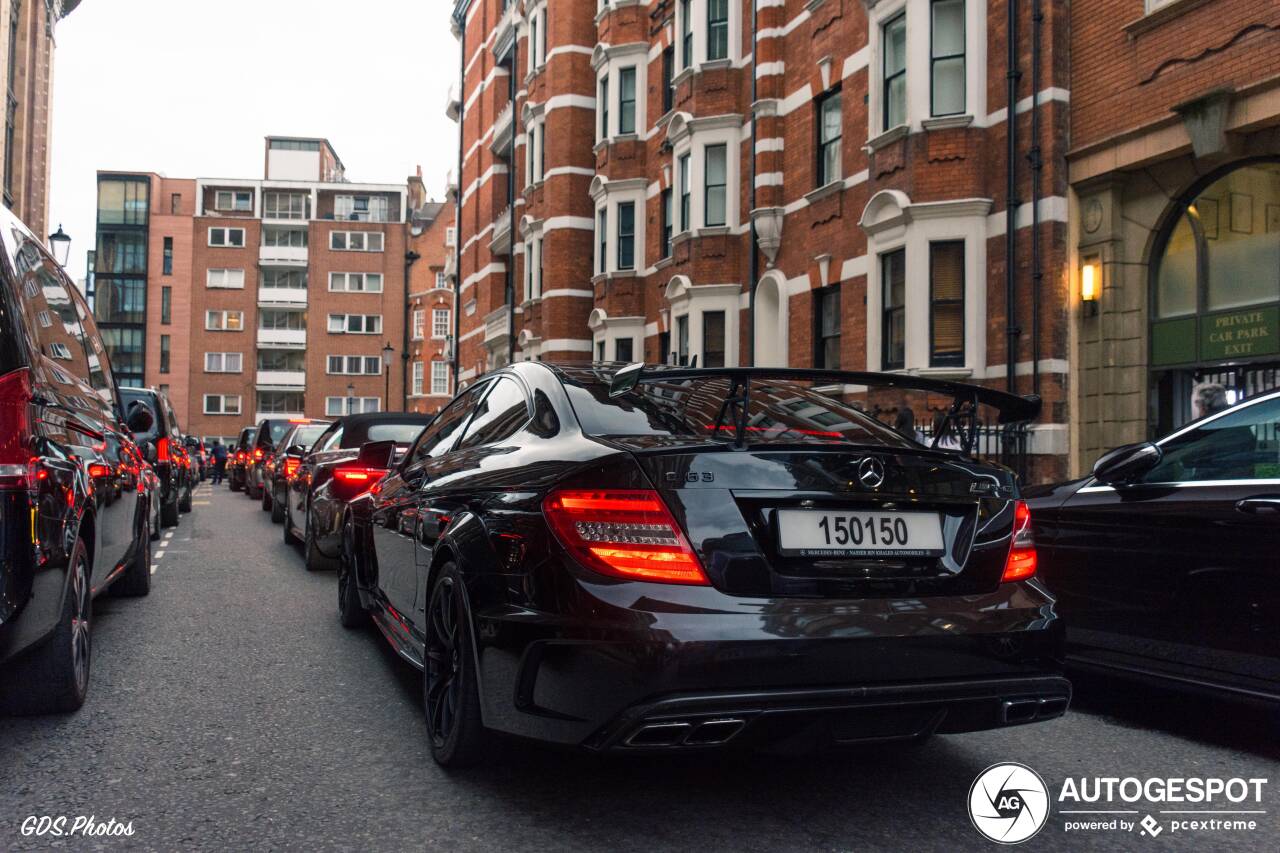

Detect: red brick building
[93, 137, 423, 443]
[450, 0, 1073, 480]
[1067, 0, 1280, 474]
[407, 169, 457, 414]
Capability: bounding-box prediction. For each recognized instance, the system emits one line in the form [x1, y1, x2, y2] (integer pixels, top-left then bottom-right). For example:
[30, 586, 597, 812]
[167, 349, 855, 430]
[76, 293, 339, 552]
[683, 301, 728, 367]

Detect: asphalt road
[1, 482, 1277, 852]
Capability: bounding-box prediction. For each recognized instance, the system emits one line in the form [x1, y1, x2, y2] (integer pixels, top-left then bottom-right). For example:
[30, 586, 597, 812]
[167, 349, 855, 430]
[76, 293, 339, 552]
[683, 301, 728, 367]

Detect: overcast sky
[49, 0, 460, 278]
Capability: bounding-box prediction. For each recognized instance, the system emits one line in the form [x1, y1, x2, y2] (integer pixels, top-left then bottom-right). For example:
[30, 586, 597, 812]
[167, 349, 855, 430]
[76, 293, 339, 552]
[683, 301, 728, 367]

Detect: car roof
[331, 412, 434, 430]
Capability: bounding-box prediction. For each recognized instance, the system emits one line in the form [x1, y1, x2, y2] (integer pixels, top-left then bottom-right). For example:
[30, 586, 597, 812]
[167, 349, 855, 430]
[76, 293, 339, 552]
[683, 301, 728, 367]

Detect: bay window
[816, 89, 842, 187]
[618, 67, 636, 134]
[881, 249, 906, 370]
[930, 0, 965, 116]
[929, 241, 965, 366]
[882, 13, 907, 130]
[704, 144, 726, 227]
[617, 202, 635, 270]
[707, 0, 729, 61]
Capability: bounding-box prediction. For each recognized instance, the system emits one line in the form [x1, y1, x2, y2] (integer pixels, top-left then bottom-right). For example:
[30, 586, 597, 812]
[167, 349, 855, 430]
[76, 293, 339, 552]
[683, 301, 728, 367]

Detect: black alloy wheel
[337, 514, 368, 628]
[423, 564, 488, 768]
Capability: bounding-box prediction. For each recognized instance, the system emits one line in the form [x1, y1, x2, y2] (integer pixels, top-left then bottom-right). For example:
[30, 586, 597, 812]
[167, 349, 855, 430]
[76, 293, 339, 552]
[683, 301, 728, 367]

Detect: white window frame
[432, 308, 450, 339]
[208, 227, 246, 248]
[206, 268, 245, 289]
[590, 178, 647, 276]
[672, 0, 743, 75]
[204, 352, 243, 373]
[203, 394, 242, 415]
[329, 272, 384, 293]
[861, 194, 989, 374]
[325, 355, 383, 376]
[262, 191, 308, 220]
[327, 313, 383, 335]
[412, 309, 425, 341]
[412, 361, 425, 396]
[430, 362, 449, 396]
[667, 117, 740, 237]
[593, 44, 648, 144]
[867, 0, 987, 138]
[330, 231, 385, 252]
[214, 190, 252, 212]
[335, 195, 390, 222]
[664, 279, 740, 368]
[325, 396, 382, 416]
[526, 1, 548, 74]
[205, 310, 244, 332]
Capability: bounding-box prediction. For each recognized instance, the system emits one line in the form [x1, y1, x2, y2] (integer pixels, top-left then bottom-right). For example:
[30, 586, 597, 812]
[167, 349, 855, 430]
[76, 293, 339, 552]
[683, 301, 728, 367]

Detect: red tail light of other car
[1001, 500, 1037, 583]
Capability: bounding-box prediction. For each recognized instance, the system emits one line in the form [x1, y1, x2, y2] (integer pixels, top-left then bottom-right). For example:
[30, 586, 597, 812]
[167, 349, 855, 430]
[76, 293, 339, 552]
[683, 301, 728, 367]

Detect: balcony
[446, 85, 461, 122]
[489, 205, 513, 254]
[259, 244, 308, 266]
[257, 328, 306, 348]
[256, 370, 306, 388]
[489, 102, 514, 158]
[257, 287, 308, 307]
[483, 304, 510, 346]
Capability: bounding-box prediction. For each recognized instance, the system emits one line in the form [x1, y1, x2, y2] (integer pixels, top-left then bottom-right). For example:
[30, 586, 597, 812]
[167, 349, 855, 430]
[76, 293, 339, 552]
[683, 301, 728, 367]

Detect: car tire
[269, 487, 286, 524]
[160, 496, 180, 528]
[179, 485, 193, 513]
[0, 537, 92, 715]
[149, 497, 161, 541]
[423, 563, 490, 769]
[112, 527, 151, 598]
[304, 508, 335, 572]
[337, 517, 368, 629]
[261, 485, 273, 512]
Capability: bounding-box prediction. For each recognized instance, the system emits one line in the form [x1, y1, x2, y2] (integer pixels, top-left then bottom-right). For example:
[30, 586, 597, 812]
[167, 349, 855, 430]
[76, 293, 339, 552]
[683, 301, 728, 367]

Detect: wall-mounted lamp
[1081, 257, 1100, 317]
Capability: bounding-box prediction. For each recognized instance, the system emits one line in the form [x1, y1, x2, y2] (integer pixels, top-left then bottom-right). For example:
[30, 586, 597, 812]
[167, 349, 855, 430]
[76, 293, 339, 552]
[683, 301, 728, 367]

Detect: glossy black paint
[343, 363, 1067, 753]
[285, 413, 434, 561]
[1028, 391, 1280, 705]
[227, 426, 255, 492]
[246, 418, 297, 499]
[263, 420, 330, 517]
[0, 213, 149, 669]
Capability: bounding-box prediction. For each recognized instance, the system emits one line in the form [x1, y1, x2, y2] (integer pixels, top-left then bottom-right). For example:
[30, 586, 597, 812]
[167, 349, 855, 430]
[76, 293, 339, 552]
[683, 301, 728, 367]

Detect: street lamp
[382, 342, 394, 411]
[48, 225, 71, 266]
[346, 382, 355, 415]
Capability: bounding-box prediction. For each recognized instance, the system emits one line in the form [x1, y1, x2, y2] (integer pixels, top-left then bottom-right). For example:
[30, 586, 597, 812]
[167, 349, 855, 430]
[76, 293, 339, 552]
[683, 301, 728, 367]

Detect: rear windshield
[260, 421, 293, 446]
[564, 376, 917, 449]
[120, 389, 161, 441]
[287, 424, 329, 451]
[344, 421, 430, 447]
[238, 429, 255, 450]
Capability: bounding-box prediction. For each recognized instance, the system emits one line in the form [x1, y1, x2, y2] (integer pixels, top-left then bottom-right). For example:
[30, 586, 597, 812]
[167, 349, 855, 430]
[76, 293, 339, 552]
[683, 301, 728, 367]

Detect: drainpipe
[746, 0, 759, 366]
[1004, 0, 1021, 394]
[1029, 0, 1044, 399]
[506, 39, 518, 367]
[403, 249, 420, 411]
[453, 17, 466, 388]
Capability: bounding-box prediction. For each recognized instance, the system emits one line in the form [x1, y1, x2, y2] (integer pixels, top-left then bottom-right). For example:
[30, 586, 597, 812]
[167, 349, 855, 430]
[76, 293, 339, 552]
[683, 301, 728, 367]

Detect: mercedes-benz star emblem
[857, 457, 885, 489]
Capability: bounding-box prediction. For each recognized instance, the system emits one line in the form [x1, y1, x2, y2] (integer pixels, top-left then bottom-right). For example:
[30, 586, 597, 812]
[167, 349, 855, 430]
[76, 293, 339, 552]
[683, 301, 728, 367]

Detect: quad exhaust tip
[1001, 696, 1069, 725]
[624, 718, 747, 748]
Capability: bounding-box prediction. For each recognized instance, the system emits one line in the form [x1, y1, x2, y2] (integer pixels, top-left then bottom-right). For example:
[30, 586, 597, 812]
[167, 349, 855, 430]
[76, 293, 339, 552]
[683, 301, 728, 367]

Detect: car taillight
[333, 466, 387, 493]
[1001, 500, 1037, 583]
[0, 368, 35, 488]
[157, 437, 171, 463]
[542, 489, 708, 585]
[88, 462, 111, 478]
[253, 448, 264, 460]
[284, 458, 300, 477]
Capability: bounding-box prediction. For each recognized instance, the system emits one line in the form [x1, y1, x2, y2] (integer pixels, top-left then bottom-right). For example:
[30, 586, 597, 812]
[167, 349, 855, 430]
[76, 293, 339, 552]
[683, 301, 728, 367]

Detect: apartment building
[406, 170, 458, 414]
[1, 0, 81, 239]
[1067, 0, 1280, 474]
[450, 0, 1073, 481]
[94, 137, 413, 442]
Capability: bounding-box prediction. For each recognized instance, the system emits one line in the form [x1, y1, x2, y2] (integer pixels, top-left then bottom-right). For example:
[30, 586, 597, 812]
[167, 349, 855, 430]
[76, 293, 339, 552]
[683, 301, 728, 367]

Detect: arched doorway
[1149, 159, 1280, 433]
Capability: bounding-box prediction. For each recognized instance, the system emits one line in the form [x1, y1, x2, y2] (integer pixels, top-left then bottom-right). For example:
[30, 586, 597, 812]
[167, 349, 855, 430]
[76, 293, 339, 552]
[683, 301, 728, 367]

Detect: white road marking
[150, 564, 157, 574]
[155, 551, 165, 560]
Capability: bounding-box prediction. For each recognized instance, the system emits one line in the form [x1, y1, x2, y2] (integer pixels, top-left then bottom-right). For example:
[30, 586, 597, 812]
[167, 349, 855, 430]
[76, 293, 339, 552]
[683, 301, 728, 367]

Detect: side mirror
[143, 441, 158, 465]
[1092, 442, 1162, 486]
[357, 439, 397, 470]
[126, 402, 154, 435]
[285, 444, 305, 457]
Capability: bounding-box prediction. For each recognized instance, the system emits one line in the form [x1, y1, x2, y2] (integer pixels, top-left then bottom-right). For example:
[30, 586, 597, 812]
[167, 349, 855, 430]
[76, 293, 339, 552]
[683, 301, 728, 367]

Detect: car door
[292, 424, 343, 528]
[411, 377, 533, 614]
[1047, 394, 1280, 686]
[372, 384, 486, 623]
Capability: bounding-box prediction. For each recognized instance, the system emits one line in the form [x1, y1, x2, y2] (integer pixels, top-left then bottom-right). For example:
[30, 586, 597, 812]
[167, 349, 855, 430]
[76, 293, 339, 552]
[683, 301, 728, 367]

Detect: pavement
[1, 481, 1277, 851]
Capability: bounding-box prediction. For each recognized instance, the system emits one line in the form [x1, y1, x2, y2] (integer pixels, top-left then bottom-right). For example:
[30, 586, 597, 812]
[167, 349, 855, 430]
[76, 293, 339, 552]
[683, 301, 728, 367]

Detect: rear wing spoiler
[607, 365, 1040, 451]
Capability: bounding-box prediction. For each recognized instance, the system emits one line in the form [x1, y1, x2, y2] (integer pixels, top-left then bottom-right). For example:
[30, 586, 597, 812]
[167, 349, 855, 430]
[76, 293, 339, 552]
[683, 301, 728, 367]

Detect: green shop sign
[1153, 306, 1279, 366]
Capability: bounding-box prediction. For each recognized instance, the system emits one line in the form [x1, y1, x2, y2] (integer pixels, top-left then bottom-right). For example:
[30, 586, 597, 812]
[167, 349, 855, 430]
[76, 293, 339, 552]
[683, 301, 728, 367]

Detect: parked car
[283, 413, 433, 571]
[1027, 389, 1280, 705]
[228, 426, 255, 491]
[336, 363, 1066, 767]
[119, 387, 192, 527]
[184, 436, 208, 481]
[0, 207, 153, 714]
[262, 419, 331, 521]
[246, 418, 305, 501]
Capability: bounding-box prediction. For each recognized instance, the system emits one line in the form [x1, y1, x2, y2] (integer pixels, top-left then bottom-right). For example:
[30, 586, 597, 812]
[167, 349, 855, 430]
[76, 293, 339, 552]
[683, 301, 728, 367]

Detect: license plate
[776, 509, 944, 557]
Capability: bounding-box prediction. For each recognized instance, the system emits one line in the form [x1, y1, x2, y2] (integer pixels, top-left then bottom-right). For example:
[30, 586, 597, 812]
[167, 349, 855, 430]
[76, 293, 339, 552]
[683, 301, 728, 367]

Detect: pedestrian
[210, 439, 228, 485]
[893, 408, 925, 444]
[931, 411, 962, 451]
[1191, 382, 1230, 420]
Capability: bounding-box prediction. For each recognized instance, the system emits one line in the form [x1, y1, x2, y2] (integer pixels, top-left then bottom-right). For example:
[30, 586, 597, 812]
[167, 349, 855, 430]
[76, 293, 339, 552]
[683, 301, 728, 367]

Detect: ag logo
[968, 763, 1050, 844]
